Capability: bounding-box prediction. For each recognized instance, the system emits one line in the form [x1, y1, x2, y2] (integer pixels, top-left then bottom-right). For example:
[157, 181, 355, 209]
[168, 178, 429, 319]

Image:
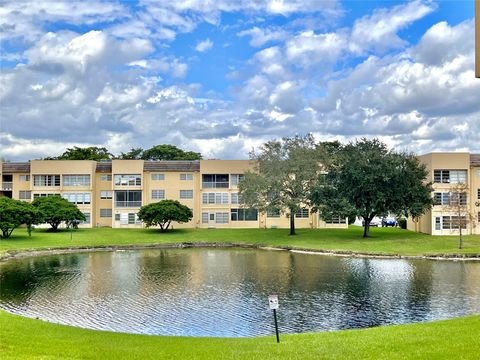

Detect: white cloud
[413, 20, 474, 65]
[349, 0, 435, 54]
[237, 26, 287, 47]
[0, 1, 127, 41]
[285, 30, 347, 66]
[195, 38, 214, 52]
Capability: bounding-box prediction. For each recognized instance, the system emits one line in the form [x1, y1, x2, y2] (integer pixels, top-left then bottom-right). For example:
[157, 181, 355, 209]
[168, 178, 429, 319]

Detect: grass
[1, 226, 479, 359]
[1, 310, 479, 359]
[1, 226, 479, 258]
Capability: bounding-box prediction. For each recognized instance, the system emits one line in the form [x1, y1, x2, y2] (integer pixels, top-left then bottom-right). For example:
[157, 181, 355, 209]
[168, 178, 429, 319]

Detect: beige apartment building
[0, 159, 347, 230]
[407, 153, 480, 235]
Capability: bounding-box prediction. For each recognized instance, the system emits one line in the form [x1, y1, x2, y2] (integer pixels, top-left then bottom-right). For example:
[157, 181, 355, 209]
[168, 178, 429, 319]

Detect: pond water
[1, 248, 479, 337]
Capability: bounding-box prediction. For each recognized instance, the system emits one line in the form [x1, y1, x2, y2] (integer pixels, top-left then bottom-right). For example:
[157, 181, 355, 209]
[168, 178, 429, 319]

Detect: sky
[0, 0, 479, 161]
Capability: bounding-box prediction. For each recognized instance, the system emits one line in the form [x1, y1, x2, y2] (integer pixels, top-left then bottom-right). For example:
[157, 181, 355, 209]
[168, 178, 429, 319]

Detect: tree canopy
[43, 144, 202, 161]
[239, 134, 327, 235]
[32, 196, 86, 231]
[46, 146, 113, 161]
[137, 200, 193, 232]
[0, 197, 39, 238]
[310, 138, 433, 238]
[120, 144, 202, 160]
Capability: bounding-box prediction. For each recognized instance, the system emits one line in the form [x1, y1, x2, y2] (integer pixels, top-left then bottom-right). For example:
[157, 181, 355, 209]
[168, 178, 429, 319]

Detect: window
[433, 192, 450, 205]
[267, 209, 281, 217]
[478, 212, 480, 223]
[63, 175, 90, 186]
[477, 189, 480, 200]
[151, 173, 165, 181]
[100, 191, 113, 199]
[231, 174, 244, 186]
[115, 214, 121, 221]
[114, 174, 141, 186]
[128, 213, 141, 224]
[230, 193, 239, 204]
[180, 190, 193, 199]
[100, 209, 112, 218]
[230, 208, 258, 221]
[202, 213, 209, 224]
[20, 175, 30, 182]
[80, 213, 90, 224]
[295, 208, 309, 218]
[202, 192, 228, 204]
[180, 173, 193, 181]
[448, 192, 467, 206]
[202, 174, 229, 188]
[33, 175, 60, 186]
[19, 191, 31, 200]
[433, 170, 467, 184]
[435, 192, 467, 206]
[101, 175, 112, 181]
[33, 193, 60, 199]
[435, 216, 468, 230]
[215, 212, 229, 224]
[325, 215, 347, 224]
[62, 193, 91, 204]
[152, 190, 165, 200]
[115, 190, 142, 207]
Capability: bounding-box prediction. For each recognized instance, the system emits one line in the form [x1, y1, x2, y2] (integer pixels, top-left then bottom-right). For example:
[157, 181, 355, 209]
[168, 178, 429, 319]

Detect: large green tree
[120, 145, 202, 160]
[32, 196, 86, 231]
[46, 146, 112, 161]
[137, 200, 193, 232]
[0, 197, 39, 238]
[239, 134, 327, 236]
[311, 138, 433, 238]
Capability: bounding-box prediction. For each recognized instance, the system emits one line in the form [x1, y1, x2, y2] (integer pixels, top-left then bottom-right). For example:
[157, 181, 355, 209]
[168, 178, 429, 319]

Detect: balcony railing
[1, 182, 12, 191]
[115, 201, 142, 208]
[202, 182, 229, 189]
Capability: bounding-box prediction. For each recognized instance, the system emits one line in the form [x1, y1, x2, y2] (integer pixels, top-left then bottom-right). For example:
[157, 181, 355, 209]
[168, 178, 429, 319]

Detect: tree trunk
[49, 222, 59, 231]
[289, 209, 296, 236]
[363, 217, 371, 238]
[459, 226, 463, 249]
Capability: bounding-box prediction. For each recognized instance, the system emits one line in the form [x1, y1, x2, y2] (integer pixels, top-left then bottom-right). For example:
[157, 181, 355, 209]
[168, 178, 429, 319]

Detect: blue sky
[0, 0, 479, 160]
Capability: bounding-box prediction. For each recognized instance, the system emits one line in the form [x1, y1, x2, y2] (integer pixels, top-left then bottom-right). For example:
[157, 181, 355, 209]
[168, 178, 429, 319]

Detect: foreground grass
[1, 226, 479, 257]
[1, 310, 479, 359]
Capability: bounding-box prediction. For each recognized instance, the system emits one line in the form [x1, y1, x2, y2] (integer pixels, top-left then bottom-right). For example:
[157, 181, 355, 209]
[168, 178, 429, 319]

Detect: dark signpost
[268, 294, 280, 343]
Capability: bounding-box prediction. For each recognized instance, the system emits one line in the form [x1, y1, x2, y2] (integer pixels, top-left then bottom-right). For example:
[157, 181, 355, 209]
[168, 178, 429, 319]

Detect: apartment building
[407, 153, 480, 235]
[0, 159, 347, 230]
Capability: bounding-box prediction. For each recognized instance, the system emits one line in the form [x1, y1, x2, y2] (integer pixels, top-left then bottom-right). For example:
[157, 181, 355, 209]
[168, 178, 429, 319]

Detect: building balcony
[115, 201, 142, 208]
[1, 182, 12, 191]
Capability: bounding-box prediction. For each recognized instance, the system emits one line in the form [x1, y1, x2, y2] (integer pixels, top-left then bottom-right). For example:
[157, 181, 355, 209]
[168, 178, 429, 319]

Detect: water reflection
[1, 249, 479, 337]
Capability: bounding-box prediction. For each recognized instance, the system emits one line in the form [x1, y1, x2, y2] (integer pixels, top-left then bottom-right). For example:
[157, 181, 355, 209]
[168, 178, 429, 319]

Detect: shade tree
[137, 200, 193, 232]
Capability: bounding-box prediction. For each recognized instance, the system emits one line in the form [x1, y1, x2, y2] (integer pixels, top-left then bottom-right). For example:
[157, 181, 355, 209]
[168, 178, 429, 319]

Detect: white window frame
[100, 190, 113, 199]
[152, 189, 165, 200]
[180, 190, 193, 199]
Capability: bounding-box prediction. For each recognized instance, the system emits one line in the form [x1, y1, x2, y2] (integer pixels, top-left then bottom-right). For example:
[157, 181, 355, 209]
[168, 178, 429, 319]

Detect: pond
[1, 248, 479, 337]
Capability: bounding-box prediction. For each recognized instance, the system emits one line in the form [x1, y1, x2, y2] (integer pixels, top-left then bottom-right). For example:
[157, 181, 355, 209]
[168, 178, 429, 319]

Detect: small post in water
[268, 294, 280, 343]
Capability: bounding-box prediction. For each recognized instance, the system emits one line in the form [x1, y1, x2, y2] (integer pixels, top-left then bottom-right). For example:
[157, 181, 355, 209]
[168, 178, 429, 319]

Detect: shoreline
[1, 242, 479, 262]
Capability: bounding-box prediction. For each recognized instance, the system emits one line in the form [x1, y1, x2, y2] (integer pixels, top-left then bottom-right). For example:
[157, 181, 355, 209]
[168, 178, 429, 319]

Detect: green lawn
[1, 310, 479, 359]
[1, 226, 479, 359]
[1, 226, 479, 258]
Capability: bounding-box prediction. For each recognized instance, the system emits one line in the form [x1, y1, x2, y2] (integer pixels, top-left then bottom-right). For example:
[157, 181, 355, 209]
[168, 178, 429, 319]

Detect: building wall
[408, 153, 479, 235]
[1, 158, 347, 231]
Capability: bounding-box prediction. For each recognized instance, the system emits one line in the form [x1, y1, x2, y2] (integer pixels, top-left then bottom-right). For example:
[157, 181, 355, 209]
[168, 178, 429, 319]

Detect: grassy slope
[1, 311, 479, 359]
[1, 226, 479, 257]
